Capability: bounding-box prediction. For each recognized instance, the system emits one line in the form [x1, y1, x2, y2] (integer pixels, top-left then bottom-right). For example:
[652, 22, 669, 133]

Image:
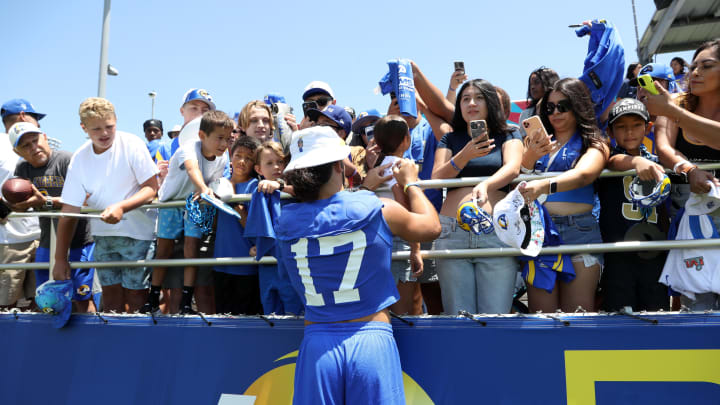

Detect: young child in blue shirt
[213, 135, 263, 315]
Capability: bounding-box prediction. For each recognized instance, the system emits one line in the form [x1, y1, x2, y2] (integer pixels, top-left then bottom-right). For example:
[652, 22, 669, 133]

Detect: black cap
[143, 119, 163, 132]
[608, 98, 649, 126]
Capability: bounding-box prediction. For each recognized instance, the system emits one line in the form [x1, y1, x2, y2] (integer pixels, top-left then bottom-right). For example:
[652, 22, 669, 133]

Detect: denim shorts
[157, 207, 204, 240]
[391, 237, 415, 283]
[551, 211, 604, 268]
[94, 236, 152, 290]
[435, 215, 519, 314]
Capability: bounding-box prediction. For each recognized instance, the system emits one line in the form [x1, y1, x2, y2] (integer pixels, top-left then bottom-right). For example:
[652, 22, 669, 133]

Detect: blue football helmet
[457, 200, 494, 235]
[629, 174, 671, 208]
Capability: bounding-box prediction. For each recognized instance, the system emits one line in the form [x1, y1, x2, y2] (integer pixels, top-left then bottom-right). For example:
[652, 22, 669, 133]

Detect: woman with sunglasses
[518, 67, 560, 137]
[519, 78, 609, 313]
[651, 39, 720, 310]
[431, 79, 523, 315]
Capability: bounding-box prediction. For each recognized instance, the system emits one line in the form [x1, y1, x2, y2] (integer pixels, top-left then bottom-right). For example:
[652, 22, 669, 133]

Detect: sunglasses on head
[545, 99, 572, 115]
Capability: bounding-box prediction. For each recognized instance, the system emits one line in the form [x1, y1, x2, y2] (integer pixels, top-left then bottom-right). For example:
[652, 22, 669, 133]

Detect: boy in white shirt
[53, 97, 159, 313]
[143, 110, 231, 314]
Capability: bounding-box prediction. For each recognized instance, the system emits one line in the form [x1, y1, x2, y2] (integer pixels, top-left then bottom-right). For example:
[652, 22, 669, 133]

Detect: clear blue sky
[0, 0, 696, 152]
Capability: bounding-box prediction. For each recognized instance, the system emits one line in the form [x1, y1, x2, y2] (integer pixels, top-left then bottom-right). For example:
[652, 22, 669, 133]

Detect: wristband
[448, 86, 456, 92]
[450, 158, 461, 171]
[548, 179, 558, 195]
[276, 178, 286, 191]
[673, 160, 691, 174]
[404, 183, 421, 194]
[520, 165, 535, 174]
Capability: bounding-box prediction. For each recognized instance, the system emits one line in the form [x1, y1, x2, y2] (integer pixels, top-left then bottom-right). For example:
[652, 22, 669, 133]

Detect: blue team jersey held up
[277, 191, 399, 323]
[213, 179, 258, 275]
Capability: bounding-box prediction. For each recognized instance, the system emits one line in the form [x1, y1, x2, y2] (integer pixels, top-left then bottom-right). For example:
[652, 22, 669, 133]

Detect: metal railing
[4, 163, 720, 271]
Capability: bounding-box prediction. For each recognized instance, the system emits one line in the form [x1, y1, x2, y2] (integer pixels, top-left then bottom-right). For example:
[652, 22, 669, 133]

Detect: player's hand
[100, 203, 124, 224]
[284, 113, 299, 132]
[634, 158, 665, 182]
[689, 169, 720, 194]
[257, 180, 280, 194]
[52, 258, 72, 281]
[410, 248, 424, 278]
[392, 159, 419, 188]
[361, 162, 393, 191]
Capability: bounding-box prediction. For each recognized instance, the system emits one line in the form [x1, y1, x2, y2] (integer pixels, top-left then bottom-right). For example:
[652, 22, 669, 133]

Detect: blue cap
[1, 99, 46, 120]
[182, 88, 216, 110]
[630, 63, 678, 92]
[351, 109, 382, 134]
[35, 280, 73, 328]
[307, 105, 352, 135]
[263, 93, 286, 105]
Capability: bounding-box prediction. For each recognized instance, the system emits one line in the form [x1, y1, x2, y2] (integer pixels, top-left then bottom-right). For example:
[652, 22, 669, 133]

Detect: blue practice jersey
[277, 190, 399, 322]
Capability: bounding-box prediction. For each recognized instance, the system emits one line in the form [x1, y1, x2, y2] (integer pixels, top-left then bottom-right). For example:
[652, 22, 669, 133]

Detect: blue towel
[378, 59, 417, 118]
[244, 191, 282, 261]
[576, 20, 625, 120]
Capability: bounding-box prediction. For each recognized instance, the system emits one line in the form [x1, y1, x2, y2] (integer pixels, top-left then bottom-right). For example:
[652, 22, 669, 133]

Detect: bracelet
[358, 185, 371, 191]
[404, 183, 421, 194]
[450, 158, 461, 171]
[673, 160, 691, 174]
[448, 86, 456, 92]
[520, 165, 535, 174]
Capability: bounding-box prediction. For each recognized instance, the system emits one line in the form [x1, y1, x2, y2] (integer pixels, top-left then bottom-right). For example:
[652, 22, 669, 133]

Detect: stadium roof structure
[637, 0, 720, 64]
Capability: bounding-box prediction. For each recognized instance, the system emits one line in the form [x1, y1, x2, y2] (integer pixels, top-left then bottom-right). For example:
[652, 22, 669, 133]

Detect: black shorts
[213, 272, 262, 315]
[600, 252, 670, 312]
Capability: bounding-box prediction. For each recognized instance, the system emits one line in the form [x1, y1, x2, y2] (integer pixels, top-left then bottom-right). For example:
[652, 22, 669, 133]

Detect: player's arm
[52, 204, 81, 280]
[100, 175, 159, 224]
[382, 159, 440, 242]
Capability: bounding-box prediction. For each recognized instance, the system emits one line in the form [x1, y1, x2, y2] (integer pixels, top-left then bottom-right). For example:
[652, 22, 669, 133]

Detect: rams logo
[198, 89, 209, 98]
[398, 64, 407, 74]
[77, 284, 91, 296]
[684, 256, 704, 271]
[497, 214, 508, 230]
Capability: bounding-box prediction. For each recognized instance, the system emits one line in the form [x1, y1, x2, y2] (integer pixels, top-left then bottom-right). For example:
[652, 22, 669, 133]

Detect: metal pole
[151, 97, 155, 119]
[97, 0, 111, 98]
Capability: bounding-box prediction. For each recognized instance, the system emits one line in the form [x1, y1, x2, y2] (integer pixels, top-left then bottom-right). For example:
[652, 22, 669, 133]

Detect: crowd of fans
[1, 35, 718, 317]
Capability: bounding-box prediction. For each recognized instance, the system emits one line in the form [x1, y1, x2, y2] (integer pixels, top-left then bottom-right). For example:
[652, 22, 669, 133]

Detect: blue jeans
[435, 215, 519, 315]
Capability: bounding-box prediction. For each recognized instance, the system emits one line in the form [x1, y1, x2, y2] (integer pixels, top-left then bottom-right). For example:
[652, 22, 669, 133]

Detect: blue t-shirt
[276, 191, 399, 323]
[213, 179, 258, 275]
[438, 127, 522, 179]
[403, 116, 441, 211]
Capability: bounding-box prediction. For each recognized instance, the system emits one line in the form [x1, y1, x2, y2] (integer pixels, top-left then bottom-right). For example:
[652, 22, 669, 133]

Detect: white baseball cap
[285, 126, 350, 172]
[8, 122, 43, 148]
[493, 182, 545, 257]
[302, 81, 335, 100]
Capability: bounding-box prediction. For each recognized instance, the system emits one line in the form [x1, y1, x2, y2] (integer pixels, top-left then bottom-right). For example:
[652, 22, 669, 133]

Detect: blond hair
[239, 100, 274, 132]
[78, 97, 116, 125]
[255, 141, 286, 166]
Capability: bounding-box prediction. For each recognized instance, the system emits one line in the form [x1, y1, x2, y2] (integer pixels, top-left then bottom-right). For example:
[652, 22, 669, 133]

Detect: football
[2, 178, 34, 204]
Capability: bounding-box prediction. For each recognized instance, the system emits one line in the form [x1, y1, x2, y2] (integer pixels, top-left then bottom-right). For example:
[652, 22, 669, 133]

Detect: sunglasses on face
[545, 99, 572, 115]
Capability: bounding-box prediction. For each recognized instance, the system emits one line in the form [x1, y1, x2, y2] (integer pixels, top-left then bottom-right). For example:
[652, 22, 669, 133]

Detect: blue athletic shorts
[35, 244, 95, 301]
[157, 207, 204, 240]
[293, 321, 405, 405]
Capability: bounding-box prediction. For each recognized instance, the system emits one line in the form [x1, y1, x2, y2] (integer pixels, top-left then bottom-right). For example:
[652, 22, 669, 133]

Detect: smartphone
[454, 61, 465, 75]
[522, 116, 548, 138]
[365, 125, 375, 141]
[302, 101, 318, 115]
[469, 120, 488, 142]
[636, 74, 659, 95]
[390, 91, 397, 100]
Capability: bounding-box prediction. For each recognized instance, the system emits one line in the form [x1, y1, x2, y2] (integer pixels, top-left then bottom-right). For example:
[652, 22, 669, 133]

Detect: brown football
[2, 178, 34, 204]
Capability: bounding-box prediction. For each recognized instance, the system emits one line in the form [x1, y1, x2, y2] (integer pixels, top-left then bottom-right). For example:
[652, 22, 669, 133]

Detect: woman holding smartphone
[651, 39, 720, 310]
[431, 79, 523, 315]
[519, 77, 609, 313]
[518, 67, 560, 137]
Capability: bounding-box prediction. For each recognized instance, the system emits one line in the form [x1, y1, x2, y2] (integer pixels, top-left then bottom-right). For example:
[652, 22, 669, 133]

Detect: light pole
[97, 0, 112, 98]
[149, 91, 157, 118]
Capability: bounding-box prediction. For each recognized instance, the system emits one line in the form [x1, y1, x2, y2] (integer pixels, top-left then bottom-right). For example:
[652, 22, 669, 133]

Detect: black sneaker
[140, 302, 160, 315]
[179, 305, 197, 315]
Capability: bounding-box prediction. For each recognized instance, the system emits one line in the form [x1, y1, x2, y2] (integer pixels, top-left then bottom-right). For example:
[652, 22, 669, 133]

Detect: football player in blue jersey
[277, 126, 440, 405]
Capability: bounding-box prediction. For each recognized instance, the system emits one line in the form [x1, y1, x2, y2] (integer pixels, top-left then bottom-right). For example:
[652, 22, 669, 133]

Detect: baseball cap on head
[143, 119, 163, 132]
[351, 109, 382, 134]
[307, 105, 352, 135]
[8, 122, 43, 148]
[182, 88, 216, 110]
[1, 98, 46, 120]
[630, 63, 678, 92]
[168, 124, 182, 133]
[35, 280, 73, 328]
[303, 81, 335, 101]
[285, 126, 350, 172]
[493, 183, 545, 257]
[608, 98, 649, 126]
